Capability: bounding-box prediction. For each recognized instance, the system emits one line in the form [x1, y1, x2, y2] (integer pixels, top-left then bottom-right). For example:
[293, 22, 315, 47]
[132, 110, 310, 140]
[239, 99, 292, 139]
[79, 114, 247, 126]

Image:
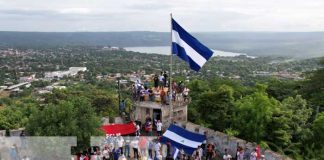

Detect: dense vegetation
[0, 82, 121, 151]
[0, 46, 323, 158]
[188, 58, 324, 159]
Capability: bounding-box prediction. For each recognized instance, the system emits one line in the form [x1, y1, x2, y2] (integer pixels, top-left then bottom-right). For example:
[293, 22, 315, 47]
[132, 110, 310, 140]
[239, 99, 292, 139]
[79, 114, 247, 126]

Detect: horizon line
[1, 30, 324, 33]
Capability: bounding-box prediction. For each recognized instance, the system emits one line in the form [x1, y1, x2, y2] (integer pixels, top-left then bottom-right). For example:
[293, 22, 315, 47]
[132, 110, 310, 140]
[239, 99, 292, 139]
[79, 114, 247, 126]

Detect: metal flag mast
[169, 13, 173, 124]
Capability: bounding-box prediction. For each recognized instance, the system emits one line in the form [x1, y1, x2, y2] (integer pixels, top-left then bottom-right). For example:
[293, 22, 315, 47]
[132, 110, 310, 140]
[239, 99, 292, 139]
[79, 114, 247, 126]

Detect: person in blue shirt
[119, 100, 125, 112]
[9, 144, 19, 160]
[113, 147, 121, 160]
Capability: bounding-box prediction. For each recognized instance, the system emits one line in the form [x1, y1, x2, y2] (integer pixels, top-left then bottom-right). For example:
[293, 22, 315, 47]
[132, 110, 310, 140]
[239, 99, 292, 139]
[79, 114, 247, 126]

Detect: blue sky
[0, 0, 323, 32]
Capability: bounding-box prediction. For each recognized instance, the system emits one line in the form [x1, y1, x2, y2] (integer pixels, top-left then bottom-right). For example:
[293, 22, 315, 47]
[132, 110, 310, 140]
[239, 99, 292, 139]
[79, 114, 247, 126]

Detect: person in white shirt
[159, 73, 164, 89]
[237, 147, 244, 160]
[192, 148, 201, 160]
[183, 87, 190, 102]
[136, 124, 141, 136]
[117, 135, 124, 155]
[118, 154, 127, 160]
[91, 152, 100, 160]
[250, 149, 258, 160]
[156, 120, 163, 136]
[198, 146, 203, 160]
[154, 140, 162, 159]
[223, 149, 232, 160]
[102, 145, 110, 160]
[21, 156, 30, 160]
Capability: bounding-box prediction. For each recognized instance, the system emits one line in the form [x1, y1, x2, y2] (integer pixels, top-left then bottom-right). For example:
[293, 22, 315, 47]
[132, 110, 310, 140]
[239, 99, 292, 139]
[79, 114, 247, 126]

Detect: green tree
[303, 112, 324, 159]
[301, 57, 324, 112]
[234, 84, 278, 143]
[31, 80, 50, 88]
[265, 95, 312, 158]
[188, 79, 210, 99]
[282, 95, 312, 142]
[312, 113, 324, 153]
[26, 97, 102, 150]
[266, 107, 293, 154]
[0, 107, 24, 131]
[266, 79, 299, 101]
[190, 85, 234, 131]
[92, 95, 118, 117]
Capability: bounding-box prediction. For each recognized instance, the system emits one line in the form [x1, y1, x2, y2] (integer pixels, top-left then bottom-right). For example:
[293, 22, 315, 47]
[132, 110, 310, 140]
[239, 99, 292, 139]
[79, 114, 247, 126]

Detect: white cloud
[58, 8, 92, 15]
[0, 0, 323, 31]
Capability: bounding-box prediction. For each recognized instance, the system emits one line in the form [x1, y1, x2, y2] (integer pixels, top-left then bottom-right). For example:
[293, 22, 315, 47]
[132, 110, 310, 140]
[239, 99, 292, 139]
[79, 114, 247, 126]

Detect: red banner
[101, 122, 136, 136]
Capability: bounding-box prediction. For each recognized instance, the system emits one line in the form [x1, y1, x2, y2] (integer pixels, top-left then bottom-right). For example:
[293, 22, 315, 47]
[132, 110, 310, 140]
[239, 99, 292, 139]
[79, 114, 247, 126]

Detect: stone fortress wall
[1, 118, 291, 160]
[176, 122, 291, 160]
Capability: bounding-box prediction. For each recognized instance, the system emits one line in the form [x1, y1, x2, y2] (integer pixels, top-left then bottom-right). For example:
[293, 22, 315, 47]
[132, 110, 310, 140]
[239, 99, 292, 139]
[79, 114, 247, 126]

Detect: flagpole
[169, 13, 173, 125]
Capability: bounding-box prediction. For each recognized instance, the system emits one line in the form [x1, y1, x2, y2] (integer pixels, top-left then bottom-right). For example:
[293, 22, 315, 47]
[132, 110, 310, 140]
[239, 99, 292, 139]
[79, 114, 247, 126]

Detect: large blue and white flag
[172, 18, 214, 71]
[160, 124, 206, 154]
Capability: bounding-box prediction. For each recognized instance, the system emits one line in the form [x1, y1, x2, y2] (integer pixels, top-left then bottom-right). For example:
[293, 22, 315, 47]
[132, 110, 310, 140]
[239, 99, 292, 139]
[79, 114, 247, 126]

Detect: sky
[0, 0, 324, 32]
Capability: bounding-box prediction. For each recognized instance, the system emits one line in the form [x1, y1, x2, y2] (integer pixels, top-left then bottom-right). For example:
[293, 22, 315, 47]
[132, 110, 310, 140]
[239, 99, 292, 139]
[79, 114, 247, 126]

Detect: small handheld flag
[172, 147, 179, 159]
[171, 18, 214, 71]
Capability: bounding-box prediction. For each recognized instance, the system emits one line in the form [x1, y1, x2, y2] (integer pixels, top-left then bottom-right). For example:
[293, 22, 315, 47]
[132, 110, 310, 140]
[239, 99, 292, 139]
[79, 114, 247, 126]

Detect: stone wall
[9, 128, 25, 136]
[0, 130, 5, 136]
[176, 122, 291, 160]
[101, 117, 110, 125]
[114, 117, 124, 124]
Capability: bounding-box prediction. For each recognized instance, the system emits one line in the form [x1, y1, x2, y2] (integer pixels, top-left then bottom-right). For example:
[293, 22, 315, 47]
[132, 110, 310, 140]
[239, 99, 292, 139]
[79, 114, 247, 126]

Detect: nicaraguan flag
[161, 124, 206, 154]
[172, 18, 214, 71]
[172, 147, 180, 160]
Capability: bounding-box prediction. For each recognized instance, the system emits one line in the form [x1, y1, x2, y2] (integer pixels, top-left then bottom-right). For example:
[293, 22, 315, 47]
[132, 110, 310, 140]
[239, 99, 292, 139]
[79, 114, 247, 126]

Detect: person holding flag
[171, 147, 180, 160]
[160, 124, 206, 156]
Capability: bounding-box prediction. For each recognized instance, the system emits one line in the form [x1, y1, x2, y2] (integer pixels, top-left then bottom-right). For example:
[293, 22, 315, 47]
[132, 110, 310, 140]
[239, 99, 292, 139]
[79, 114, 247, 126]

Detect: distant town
[0, 46, 320, 96]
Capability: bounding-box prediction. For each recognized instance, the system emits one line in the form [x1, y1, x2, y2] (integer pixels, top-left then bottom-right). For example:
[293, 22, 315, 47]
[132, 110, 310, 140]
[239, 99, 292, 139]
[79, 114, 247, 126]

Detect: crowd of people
[222, 147, 264, 160]
[188, 143, 265, 160]
[132, 72, 190, 105]
[134, 115, 163, 137]
[5, 129, 264, 160]
[75, 135, 164, 160]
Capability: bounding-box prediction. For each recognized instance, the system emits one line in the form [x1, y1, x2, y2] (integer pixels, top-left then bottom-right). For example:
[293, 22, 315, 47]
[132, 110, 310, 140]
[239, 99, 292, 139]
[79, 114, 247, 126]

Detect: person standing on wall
[156, 120, 163, 136]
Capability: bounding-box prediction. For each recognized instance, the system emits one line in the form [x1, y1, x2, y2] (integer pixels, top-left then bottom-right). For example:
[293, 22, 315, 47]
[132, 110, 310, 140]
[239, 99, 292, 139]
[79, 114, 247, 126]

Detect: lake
[124, 46, 255, 58]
